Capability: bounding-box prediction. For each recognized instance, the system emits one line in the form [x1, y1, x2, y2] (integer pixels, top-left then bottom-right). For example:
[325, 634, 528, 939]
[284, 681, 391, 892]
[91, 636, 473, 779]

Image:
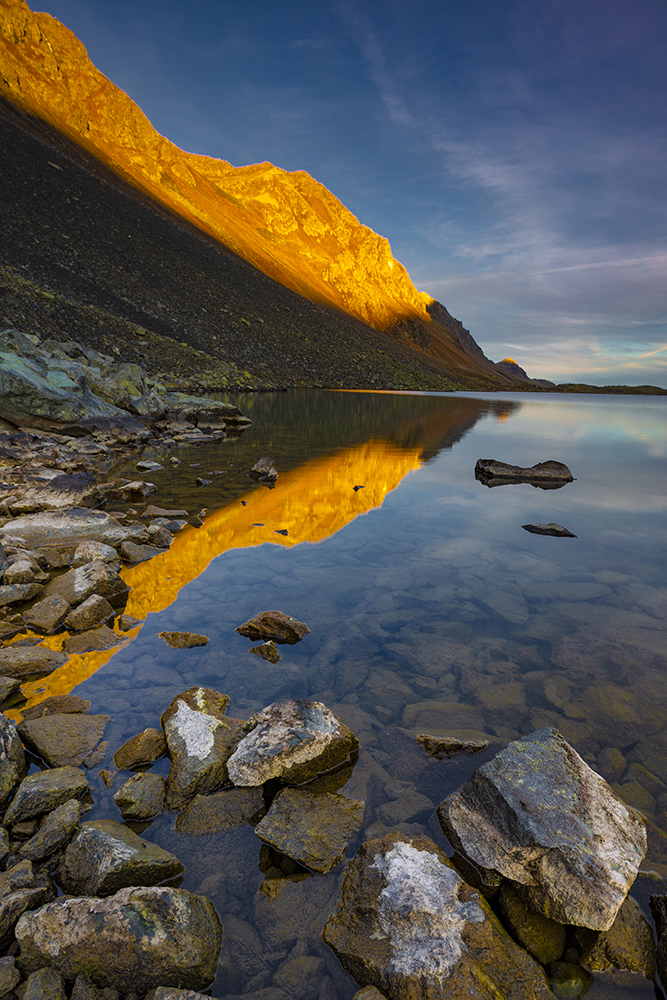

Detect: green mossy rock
[255, 789, 364, 873]
[498, 882, 566, 965]
[17, 713, 109, 768]
[4, 766, 89, 825]
[22, 966, 67, 999]
[113, 773, 165, 821]
[175, 786, 264, 835]
[0, 711, 27, 809]
[577, 896, 656, 980]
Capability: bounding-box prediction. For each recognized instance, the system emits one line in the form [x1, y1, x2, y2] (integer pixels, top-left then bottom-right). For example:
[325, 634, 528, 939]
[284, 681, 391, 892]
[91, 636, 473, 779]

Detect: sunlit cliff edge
[0, 0, 436, 335]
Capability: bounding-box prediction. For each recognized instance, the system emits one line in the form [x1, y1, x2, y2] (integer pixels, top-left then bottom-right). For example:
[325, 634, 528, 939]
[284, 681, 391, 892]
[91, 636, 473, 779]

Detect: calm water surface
[25, 391, 667, 999]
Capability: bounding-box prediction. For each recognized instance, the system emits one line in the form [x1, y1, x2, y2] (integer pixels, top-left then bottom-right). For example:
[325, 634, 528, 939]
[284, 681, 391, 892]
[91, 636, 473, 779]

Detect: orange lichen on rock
[0, 0, 433, 331]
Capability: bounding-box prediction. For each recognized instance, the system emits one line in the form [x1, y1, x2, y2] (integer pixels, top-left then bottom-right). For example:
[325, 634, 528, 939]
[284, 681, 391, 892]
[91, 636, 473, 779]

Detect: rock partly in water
[64, 625, 123, 654]
[43, 559, 130, 608]
[0, 859, 55, 950]
[0, 509, 148, 552]
[522, 523, 577, 538]
[175, 786, 264, 835]
[4, 766, 89, 825]
[323, 832, 556, 999]
[497, 881, 566, 965]
[161, 687, 250, 811]
[255, 788, 364, 874]
[113, 773, 165, 821]
[18, 713, 109, 768]
[417, 734, 489, 760]
[475, 459, 574, 489]
[250, 641, 282, 663]
[248, 457, 278, 484]
[19, 799, 81, 862]
[236, 611, 309, 645]
[113, 728, 167, 771]
[22, 594, 71, 633]
[227, 699, 358, 787]
[64, 594, 116, 631]
[0, 645, 67, 680]
[57, 819, 183, 896]
[578, 896, 656, 980]
[21, 695, 91, 720]
[15, 885, 222, 995]
[437, 727, 647, 930]
[159, 631, 209, 649]
[0, 711, 27, 809]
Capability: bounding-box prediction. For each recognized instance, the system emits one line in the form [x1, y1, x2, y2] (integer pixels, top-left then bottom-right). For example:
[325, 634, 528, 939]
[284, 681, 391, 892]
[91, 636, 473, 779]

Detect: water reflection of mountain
[15, 392, 519, 713]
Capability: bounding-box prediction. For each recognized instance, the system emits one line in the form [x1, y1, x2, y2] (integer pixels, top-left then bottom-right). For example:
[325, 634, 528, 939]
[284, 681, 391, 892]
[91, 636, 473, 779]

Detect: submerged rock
[438, 727, 647, 930]
[323, 832, 556, 999]
[250, 640, 282, 663]
[113, 727, 167, 771]
[21, 695, 91, 720]
[159, 630, 209, 649]
[113, 773, 165, 821]
[0, 711, 27, 809]
[57, 819, 183, 896]
[522, 523, 577, 537]
[417, 734, 488, 760]
[236, 610, 309, 645]
[15, 885, 222, 994]
[255, 788, 364, 873]
[18, 713, 109, 768]
[497, 882, 566, 965]
[475, 459, 574, 489]
[578, 895, 655, 979]
[4, 766, 89, 825]
[0, 645, 66, 680]
[227, 699, 358, 787]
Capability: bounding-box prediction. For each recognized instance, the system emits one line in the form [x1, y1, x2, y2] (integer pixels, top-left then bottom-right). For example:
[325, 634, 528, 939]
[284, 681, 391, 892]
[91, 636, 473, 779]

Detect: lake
[18, 390, 667, 999]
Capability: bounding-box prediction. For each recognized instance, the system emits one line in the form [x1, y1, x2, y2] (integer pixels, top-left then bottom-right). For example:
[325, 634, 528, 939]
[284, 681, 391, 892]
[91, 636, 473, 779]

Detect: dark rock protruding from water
[18, 713, 109, 768]
[113, 727, 167, 771]
[475, 458, 574, 489]
[438, 727, 647, 930]
[15, 886, 222, 995]
[159, 631, 209, 649]
[4, 767, 89, 826]
[0, 646, 67, 680]
[522, 523, 577, 537]
[249, 640, 282, 663]
[417, 734, 488, 759]
[248, 456, 278, 484]
[323, 832, 556, 999]
[235, 610, 310, 644]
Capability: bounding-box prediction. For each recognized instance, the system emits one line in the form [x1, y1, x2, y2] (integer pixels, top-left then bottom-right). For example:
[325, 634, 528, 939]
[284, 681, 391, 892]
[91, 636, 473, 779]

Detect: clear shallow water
[23, 391, 667, 998]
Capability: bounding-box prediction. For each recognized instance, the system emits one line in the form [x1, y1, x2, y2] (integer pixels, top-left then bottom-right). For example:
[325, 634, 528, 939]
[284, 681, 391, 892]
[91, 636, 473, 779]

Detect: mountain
[0, 0, 516, 389]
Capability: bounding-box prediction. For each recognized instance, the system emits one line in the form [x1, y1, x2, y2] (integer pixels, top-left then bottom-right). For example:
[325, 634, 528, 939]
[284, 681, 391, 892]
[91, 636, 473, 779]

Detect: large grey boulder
[0, 508, 148, 552]
[0, 645, 67, 680]
[4, 766, 89, 825]
[227, 699, 358, 787]
[0, 711, 27, 809]
[15, 885, 222, 994]
[57, 819, 183, 896]
[323, 832, 556, 999]
[161, 687, 250, 811]
[437, 728, 647, 930]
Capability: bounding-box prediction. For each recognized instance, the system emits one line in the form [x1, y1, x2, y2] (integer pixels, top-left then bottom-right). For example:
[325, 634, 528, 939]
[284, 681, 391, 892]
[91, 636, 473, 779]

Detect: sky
[36, 0, 667, 386]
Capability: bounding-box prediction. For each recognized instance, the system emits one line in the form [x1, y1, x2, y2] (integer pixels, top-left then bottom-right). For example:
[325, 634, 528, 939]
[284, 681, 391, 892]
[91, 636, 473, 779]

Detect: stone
[417, 734, 488, 759]
[0, 582, 43, 606]
[522, 523, 577, 537]
[256, 789, 364, 874]
[119, 540, 163, 563]
[136, 460, 164, 472]
[65, 593, 116, 631]
[0, 859, 54, 950]
[57, 819, 183, 896]
[142, 506, 188, 519]
[43, 559, 130, 607]
[145, 991, 210, 1000]
[22, 594, 70, 633]
[113, 728, 167, 770]
[122, 480, 157, 497]
[475, 459, 574, 488]
[236, 611, 310, 645]
[273, 956, 324, 998]
[3, 559, 41, 584]
[64, 625, 122, 654]
[161, 687, 250, 811]
[248, 457, 278, 483]
[21, 695, 91, 720]
[0, 711, 27, 809]
[71, 975, 121, 999]
[323, 832, 556, 999]
[227, 699, 358, 787]
[19, 799, 81, 861]
[437, 727, 647, 930]
[353, 990, 388, 1000]
[72, 540, 119, 566]
[498, 881, 566, 965]
[0, 645, 66, 680]
[4, 767, 89, 825]
[117, 613, 143, 632]
[0, 956, 20, 996]
[250, 640, 282, 663]
[376, 782, 433, 825]
[0, 675, 21, 702]
[596, 747, 627, 784]
[159, 631, 209, 649]
[175, 786, 264, 834]
[578, 896, 655, 979]
[547, 962, 593, 998]
[17, 714, 109, 768]
[0, 509, 148, 552]
[20, 966, 67, 999]
[15, 885, 222, 994]
[113, 773, 165, 821]
[148, 525, 173, 548]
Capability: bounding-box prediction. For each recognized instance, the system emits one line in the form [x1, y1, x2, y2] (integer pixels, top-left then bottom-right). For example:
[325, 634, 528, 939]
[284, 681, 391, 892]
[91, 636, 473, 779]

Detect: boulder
[497, 882, 566, 965]
[113, 773, 165, 821]
[0, 676, 21, 703]
[19, 799, 81, 861]
[417, 734, 488, 759]
[57, 819, 183, 896]
[227, 699, 358, 787]
[64, 625, 122, 654]
[0, 956, 20, 996]
[118, 613, 143, 632]
[72, 540, 119, 566]
[248, 457, 278, 483]
[0, 711, 27, 809]
[19, 965, 67, 999]
[236, 610, 309, 644]
[0, 509, 148, 552]
[119, 540, 163, 562]
[522, 523, 577, 537]
[65, 594, 116, 631]
[255, 789, 364, 873]
[175, 787, 264, 835]
[0, 645, 67, 680]
[161, 687, 250, 811]
[71, 977, 121, 1000]
[159, 631, 209, 649]
[4, 767, 89, 825]
[145, 991, 211, 1000]
[113, 728, 167, 770]
[250, 641, 281, 663]
[3, 559, 44, 584]
[43, 559, 130, 607]
[15, 885, 222, 994]
[0, 859, 55, 950]
[323, 832, 556, 999]
[475, 459, 574, 488]
[21, 695, 91, 720]
[18, 713, 109, 768]
[13, 473, 105, 514]
[22, 594, 71, 633]
[0, 581, 43, 606]
[578, 895, 655, 979]
[437, 728, 647, 930]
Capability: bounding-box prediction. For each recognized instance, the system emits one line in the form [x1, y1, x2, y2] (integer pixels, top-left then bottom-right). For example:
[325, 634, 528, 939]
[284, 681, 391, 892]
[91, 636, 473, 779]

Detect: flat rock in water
[522, 523, 577, 537]
[475, 458, 573, 489]
[161, 687, 251, 811]
[119, 540, 163, 563]
[0, 645, 66, 680]
[248, 456, 278, 483]
[118, 613, 143, 632]
[113, 773, 165, 821]
[417, 734, 488, 759]
[323, 832, 556, 999]
[4, 766, 89, 825]
[19, 799, 81, 862]
[57, 819, 183, 896]
[64, 625, 122, 654]
[235, 610, 309, 645]
[255, 788, 364, 874]
[44, 559, 129, 607]
[0, 509, 147, 551]
[250, 640, 281, 663]
[437, 727, 647, 930]
[175, 786, 265, 835]
[22, 594, 71, 633]
[113, 727, 167, 770]
[227, 699, 358, 787]
[15, 885, 221, 995]
[21, 695, 91, 721]
[0, 711, 27, 809]
[159, 631, 209, 649]
[18, 713, 109, 768]
[142, 505, 188, 519]
[65, 594, 116, 631]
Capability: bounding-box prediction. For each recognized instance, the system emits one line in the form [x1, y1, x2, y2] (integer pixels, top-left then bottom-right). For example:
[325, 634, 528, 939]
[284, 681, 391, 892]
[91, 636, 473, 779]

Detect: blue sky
[37, 0, 667, 386]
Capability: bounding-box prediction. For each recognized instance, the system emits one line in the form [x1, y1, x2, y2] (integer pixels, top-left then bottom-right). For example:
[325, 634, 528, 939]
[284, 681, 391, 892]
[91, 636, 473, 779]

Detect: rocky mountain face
[0, 0, 517, 389]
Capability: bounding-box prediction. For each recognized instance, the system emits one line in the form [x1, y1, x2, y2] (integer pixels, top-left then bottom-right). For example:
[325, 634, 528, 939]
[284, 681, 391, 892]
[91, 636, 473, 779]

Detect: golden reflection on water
[12, 439, 422, 715]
